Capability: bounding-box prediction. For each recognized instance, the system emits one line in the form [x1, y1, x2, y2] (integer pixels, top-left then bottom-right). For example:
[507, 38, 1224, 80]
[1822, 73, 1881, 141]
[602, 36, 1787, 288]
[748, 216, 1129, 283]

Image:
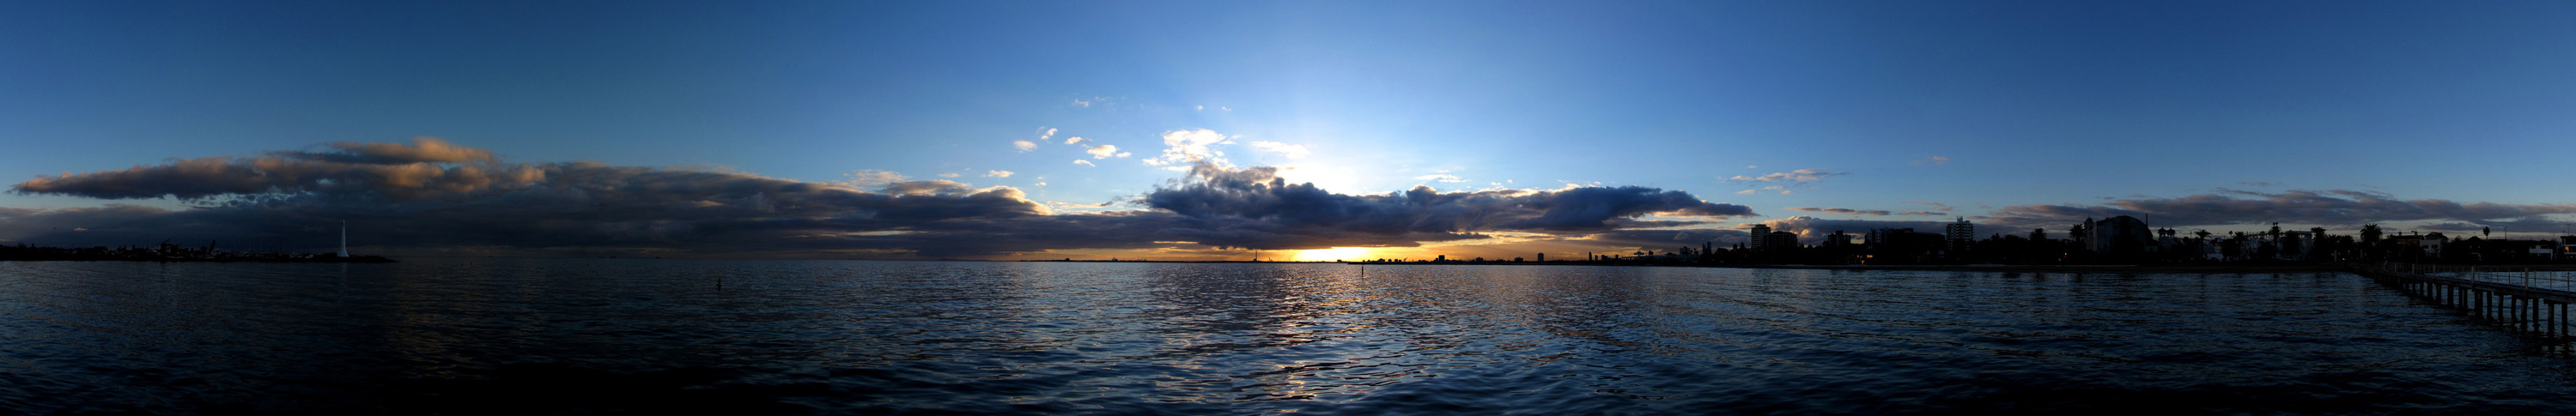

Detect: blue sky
[7, 1, 2576, 258]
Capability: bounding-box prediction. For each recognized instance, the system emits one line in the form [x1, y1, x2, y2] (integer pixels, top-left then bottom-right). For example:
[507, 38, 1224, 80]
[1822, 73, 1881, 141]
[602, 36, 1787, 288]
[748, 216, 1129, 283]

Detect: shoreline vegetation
[0, 243, 394, 263]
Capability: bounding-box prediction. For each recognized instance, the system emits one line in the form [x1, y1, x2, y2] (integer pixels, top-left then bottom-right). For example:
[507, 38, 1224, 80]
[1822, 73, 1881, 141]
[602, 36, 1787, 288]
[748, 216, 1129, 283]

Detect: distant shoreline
[0, 254, 396, 263]
[1014, 258, 2380, 273]
[1710, 263, 2353, 273]
[1007, 259, 2576, 274]
[0, 257, 397, 263]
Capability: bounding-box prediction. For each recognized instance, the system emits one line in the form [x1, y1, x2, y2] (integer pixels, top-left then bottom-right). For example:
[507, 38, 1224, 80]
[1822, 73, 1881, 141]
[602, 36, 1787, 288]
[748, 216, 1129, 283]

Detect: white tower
[339, 220, 349, 257]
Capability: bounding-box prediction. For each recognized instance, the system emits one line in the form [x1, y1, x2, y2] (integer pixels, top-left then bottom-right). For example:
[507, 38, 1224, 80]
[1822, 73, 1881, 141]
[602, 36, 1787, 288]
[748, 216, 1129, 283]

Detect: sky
[5, 1, 2576, 260]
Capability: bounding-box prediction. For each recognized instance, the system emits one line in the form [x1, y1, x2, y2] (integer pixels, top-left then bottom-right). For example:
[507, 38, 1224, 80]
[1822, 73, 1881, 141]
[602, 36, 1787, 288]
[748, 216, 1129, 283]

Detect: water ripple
[6, 260, 2576, 413]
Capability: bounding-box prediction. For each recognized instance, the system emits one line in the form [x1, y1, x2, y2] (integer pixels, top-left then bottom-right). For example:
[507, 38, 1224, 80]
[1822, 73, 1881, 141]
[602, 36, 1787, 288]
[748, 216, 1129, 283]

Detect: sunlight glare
[1291, 247, 1372, 262]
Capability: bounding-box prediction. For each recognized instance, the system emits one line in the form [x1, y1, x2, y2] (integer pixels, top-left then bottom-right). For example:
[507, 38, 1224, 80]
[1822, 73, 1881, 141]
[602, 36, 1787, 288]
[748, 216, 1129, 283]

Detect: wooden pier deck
[2354, 262, 2576, 340]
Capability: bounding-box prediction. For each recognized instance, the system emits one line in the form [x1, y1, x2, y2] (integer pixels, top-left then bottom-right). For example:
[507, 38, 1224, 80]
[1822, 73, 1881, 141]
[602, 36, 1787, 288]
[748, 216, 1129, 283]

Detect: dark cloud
[1143, 163, 1756, 250]
[1978, 189, 2576, 230]
[2415, 219, 2573, 235]
[15, 137, 542, 200]
[1789, 207, 1893, 216]
[268, 137, 500, 165]
[6, 141, 1758, 257]
[1895, 211, 1947, 216]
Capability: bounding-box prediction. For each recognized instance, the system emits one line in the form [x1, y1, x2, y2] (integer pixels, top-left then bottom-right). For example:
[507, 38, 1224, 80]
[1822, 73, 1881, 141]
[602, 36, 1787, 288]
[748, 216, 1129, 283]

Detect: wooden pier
[2354, 262, 2576, 340]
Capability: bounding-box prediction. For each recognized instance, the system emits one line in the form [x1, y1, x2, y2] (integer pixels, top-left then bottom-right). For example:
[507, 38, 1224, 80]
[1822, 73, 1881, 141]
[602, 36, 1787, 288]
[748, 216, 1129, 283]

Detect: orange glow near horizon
[1291, 247, 1374, 262]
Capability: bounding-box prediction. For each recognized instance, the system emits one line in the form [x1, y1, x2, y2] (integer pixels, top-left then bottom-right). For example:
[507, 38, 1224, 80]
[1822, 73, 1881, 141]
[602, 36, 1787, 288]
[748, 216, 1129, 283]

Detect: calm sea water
[3, 258, 2574, 413]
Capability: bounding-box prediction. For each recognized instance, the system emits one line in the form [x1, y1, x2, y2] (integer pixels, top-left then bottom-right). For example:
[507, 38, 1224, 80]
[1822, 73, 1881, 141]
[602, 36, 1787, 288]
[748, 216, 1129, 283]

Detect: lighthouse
[339, 220, 348, 257]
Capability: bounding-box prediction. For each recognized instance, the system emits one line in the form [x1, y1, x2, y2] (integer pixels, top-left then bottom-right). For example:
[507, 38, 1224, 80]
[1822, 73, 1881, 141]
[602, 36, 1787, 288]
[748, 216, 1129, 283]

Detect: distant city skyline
[5, 1, 2576, 260]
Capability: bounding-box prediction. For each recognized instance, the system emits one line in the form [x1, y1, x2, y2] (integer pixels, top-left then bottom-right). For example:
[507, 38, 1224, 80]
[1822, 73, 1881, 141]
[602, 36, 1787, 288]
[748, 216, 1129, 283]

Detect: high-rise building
[2085, 215, 2153, 253]
[1763, 231, 1799, 250]
[1946, 217, 1973, 254]
[1748, 224, 1772, 246]
[1824, 230, 1852, 248]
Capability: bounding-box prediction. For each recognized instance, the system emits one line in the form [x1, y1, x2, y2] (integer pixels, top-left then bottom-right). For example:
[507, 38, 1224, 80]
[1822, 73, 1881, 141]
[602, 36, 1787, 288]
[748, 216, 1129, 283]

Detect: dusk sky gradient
[7, 1, 2576, 260]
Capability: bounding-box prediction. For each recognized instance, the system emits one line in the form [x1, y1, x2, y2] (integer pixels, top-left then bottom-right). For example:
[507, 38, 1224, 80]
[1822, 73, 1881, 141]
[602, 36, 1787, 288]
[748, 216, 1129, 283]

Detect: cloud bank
[7, 139, 1759, 258]
[1978, 189, 2576, 230]
[1139, 163, 1757, 250]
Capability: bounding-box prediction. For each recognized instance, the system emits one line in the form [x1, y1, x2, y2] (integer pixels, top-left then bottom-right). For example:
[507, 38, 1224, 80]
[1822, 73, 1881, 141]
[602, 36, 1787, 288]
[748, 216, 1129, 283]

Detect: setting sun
[1291, 247, 1373, 262]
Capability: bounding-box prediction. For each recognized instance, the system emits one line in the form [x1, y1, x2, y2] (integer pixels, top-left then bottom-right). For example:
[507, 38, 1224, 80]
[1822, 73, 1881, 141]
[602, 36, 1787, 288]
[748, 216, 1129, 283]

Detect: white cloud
[1063, 136, 1085, 145]
[1085, 144, 1122, 159]
[1144, 129, 1230, 166]
[836, 169, 908, 188]
[1929, 155, 1949, 165]
[1012, 141, 1037, 152]
[1072, 160, 1096, 166]
[1248, 141, 1310, 159]
[1043, 128, 1057, 139]
[1736, 190, 1758, 195]
[1035, 182, 1047, 186]
[1413, 174, 1466, 183]
[1220, 106, 1231, 112]
[1115, 152, 1131, 158]
[1729, 169, 1842, 183]
[986, 170, 1014, 178]
[1071, 99, 1091, 108]
[938, 172, 959, 178]
[1195, 106, 1204, 111]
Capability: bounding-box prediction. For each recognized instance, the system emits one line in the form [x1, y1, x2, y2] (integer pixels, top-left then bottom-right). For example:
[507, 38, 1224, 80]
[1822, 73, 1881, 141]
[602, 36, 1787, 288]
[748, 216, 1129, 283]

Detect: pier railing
[2372, 262, 2576, 293]
[2360, 262, 2576, 341]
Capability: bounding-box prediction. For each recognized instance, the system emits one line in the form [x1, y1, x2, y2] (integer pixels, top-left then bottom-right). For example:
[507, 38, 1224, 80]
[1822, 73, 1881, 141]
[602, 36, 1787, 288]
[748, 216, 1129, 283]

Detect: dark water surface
[5, 258, 2575, 413]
